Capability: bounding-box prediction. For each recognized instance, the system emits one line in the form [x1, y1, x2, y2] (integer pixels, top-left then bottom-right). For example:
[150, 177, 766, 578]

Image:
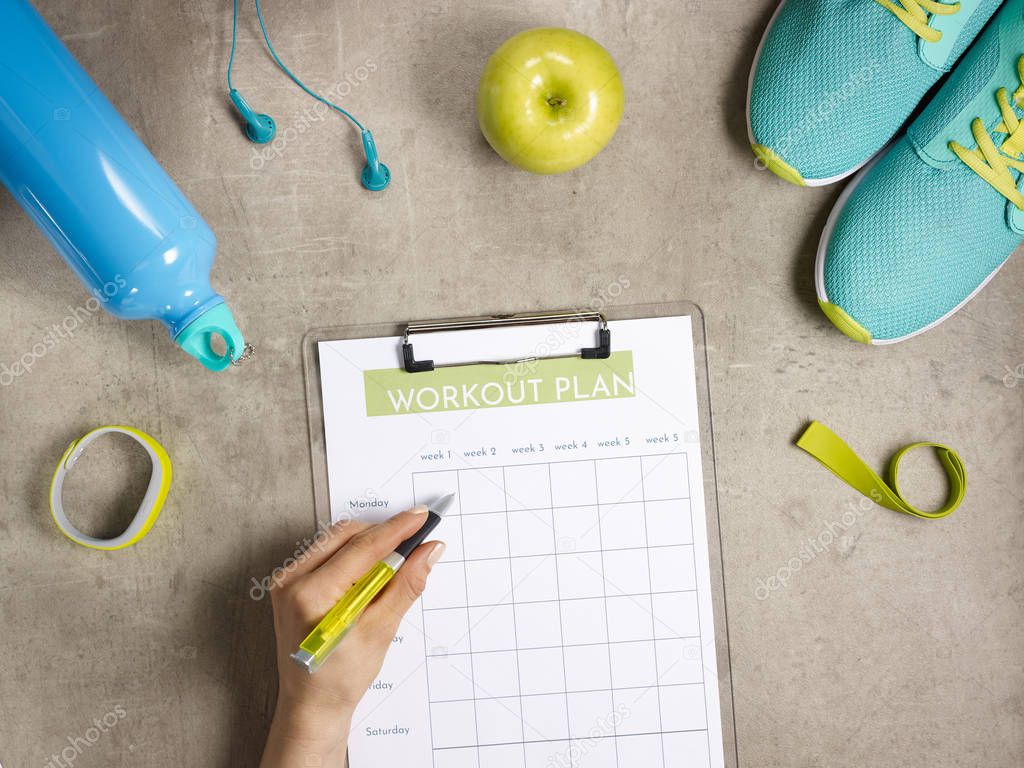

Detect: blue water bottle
[0, 0, 246, 371]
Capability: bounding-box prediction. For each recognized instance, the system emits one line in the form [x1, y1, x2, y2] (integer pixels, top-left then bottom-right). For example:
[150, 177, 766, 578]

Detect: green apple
[477, 27, 624, 174]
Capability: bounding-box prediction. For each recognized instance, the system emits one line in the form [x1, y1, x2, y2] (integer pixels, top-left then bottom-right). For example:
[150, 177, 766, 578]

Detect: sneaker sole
[815, 146, 1012, 344]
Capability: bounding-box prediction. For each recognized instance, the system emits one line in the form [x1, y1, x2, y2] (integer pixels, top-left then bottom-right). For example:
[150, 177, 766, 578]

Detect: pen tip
[433, 493, 456, 516]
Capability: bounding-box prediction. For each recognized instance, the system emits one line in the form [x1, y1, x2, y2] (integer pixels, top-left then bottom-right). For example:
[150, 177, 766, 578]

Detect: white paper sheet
[317, 316, 724, 768]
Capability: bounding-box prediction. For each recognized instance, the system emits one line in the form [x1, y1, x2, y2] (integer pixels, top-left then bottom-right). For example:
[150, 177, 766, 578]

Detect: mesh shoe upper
[749, 0, 1002, 181]
[822, 138, 1018, 340]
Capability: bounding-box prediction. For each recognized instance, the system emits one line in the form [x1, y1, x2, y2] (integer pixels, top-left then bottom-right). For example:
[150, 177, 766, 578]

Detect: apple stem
[547, 96, 567, 107]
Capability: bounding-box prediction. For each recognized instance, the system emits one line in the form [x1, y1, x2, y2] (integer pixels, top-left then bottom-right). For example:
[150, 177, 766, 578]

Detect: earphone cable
[252, 0, 366, 132]
[227, 0, 240, 91]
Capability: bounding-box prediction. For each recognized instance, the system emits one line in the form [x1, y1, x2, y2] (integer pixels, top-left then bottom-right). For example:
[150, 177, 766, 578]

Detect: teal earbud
[228, 89, 276, 144]
[228, 0, 391, 191]
[360, 130, 391, 191]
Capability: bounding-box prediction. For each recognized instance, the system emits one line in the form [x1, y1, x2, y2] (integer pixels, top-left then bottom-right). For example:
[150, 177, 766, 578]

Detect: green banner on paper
[363, 351, 636, 416]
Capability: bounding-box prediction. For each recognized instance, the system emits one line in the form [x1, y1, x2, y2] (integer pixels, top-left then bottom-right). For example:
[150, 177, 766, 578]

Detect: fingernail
[410, 505, 428, 516]
[426, 541, 446, 567]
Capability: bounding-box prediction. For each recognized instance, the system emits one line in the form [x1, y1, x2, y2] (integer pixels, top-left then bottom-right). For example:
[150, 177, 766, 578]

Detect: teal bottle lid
[175, 303, 247, 371]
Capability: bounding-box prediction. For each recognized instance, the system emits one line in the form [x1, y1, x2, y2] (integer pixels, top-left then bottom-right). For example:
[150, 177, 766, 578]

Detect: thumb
[361, 541, 445, 640]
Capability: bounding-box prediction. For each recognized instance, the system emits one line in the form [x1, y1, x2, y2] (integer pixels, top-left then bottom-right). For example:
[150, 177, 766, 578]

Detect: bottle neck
[165, 292, 225, 339]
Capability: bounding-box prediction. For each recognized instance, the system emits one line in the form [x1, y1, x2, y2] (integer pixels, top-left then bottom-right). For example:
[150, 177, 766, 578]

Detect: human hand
[259, 507, 444, 767]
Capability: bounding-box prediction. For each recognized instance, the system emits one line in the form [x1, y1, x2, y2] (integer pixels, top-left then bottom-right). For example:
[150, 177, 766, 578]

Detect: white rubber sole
[815, 146, 1012, 344]
[746, 0, 873, 187]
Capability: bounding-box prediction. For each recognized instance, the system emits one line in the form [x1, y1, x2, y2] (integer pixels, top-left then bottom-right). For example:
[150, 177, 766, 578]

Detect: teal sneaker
[747, 0, 1002, 186]
[818, 0, 1024, 343]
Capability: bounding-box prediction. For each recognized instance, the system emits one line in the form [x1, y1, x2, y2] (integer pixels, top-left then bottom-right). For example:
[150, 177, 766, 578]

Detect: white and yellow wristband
[49, 426, 172, 550]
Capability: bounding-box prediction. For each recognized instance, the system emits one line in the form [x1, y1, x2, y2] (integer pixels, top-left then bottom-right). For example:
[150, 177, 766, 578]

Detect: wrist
[274, 692, 355, 743]
[260, 696, 353, 768]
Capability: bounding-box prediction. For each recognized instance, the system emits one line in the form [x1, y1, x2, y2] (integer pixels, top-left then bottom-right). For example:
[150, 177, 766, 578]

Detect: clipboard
[302, 301, 737, 768]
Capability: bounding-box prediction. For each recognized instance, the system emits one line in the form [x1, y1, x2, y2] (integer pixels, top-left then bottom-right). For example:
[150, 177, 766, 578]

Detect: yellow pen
[290, 493, 454, 674]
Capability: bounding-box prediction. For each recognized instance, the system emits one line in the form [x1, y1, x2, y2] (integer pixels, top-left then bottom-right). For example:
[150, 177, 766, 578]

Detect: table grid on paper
[411, 454, 713, 768]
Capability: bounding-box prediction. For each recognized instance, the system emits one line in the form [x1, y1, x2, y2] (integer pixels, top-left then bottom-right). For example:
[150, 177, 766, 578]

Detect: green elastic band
[796, 421, 967, 520]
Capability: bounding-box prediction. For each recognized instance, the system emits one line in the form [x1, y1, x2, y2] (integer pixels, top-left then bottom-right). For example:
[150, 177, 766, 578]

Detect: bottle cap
[175, 302, 248, 371]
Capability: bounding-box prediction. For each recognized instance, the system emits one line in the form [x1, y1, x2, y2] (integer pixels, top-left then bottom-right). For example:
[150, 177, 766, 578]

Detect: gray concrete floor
[1, 1, 1022, 766]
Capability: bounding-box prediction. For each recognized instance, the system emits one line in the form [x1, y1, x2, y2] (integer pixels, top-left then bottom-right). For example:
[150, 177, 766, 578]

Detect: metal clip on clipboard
[401, 310, 611, 373]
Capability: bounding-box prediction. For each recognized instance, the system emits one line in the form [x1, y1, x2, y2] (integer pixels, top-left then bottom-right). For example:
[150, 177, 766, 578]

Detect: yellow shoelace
[950, 56, 1024, 209]
[874, 0, 960, 42]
